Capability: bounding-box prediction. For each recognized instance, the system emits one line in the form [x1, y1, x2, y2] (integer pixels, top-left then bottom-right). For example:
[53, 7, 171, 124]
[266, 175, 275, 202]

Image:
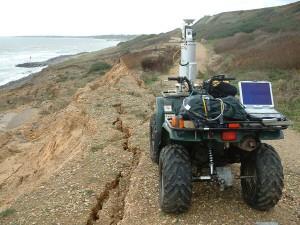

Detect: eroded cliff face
[0, 60, 156, 224]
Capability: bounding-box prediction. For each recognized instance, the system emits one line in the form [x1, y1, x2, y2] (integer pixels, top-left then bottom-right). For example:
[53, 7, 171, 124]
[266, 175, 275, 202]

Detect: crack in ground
[87, 104, 141, 225]
[112, 103, 126, 115]
[111, 115, 142, 221]
[86, 173, 122, 225]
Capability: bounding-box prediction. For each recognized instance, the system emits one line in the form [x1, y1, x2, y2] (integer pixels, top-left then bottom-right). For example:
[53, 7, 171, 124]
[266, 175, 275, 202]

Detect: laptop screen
[240, 82, 273, 106]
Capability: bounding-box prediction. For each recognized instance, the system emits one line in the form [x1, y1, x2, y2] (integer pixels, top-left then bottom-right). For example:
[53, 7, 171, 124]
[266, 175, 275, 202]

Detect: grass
[0, 208, 16, 218]
[118, 34, 157, 46]
[56, 74, 69, 83]
[88, 62, 112, 74]
[0, 61, 112, 115]
[217, 32, 300, 70]
[194, 2, 300, 40]
[117, 34, 158, 51]
[278, 100, 300, 132]
[140, 72, 159, 86]
[212, 30, 300, 68]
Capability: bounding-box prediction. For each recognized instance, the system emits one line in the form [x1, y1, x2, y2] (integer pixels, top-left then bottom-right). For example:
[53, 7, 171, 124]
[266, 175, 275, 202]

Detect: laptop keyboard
[248, 113, 283, 119]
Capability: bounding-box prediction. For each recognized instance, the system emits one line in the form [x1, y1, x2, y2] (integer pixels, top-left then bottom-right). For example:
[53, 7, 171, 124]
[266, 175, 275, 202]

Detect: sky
[0, 0, 298, 36]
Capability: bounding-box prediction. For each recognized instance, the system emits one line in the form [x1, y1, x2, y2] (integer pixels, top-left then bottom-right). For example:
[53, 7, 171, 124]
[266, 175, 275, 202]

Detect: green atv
[149, 75, 290, 213]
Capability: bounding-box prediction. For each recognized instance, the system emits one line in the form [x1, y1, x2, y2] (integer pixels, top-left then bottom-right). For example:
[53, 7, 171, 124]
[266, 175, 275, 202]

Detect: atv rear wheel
[159, 144, 192, 213]
[149, 113, 160, 164]
[241, 143, 284, 211]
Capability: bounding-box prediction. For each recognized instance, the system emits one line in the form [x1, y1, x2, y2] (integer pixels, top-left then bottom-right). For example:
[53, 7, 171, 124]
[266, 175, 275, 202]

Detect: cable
[202, 96, 224, 121]
[202, 96, 208, 118]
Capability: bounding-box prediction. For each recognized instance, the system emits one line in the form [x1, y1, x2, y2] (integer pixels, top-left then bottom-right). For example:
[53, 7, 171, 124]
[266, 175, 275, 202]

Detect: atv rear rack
[163, 119, 291, 142]
[166, 118, 291, 131]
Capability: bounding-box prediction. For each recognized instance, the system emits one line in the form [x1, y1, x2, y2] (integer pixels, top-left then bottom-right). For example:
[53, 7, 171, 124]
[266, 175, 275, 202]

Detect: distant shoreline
[0, 53, 81, 90]
[0, 36, 126, 90]
[15, 54, 80, 68]
[7, 35, 137, 41]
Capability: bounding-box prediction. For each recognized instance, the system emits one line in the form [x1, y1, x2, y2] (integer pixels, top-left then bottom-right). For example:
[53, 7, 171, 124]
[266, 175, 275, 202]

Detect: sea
[0, 37, 119, 86]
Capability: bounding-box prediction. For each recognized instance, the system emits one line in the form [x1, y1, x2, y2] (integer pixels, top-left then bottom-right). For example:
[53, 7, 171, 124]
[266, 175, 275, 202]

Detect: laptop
[238, 81, 282, 119]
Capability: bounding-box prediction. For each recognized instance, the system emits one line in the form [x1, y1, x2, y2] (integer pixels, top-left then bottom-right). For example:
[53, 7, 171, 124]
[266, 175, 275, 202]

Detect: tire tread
[159, 144, 192, 213]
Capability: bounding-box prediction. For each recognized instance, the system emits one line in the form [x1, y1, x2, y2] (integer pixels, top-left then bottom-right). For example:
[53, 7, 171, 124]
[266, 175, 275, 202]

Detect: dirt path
[0, 47, 299, 224]
[196, 42, 208, 74]
[119, 129, 300, 225]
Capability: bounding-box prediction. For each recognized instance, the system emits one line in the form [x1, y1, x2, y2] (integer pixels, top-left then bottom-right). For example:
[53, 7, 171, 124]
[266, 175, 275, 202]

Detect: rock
[16, 62, 47, 68]
[15, 54, 74, 68]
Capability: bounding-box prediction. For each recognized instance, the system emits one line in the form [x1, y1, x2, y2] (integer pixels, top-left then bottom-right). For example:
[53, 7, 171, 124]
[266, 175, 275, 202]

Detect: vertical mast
[179, 19, 197, 85]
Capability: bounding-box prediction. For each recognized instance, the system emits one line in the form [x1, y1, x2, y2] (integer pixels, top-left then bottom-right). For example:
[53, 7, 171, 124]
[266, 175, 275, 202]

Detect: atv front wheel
[241, 143, 284, 211]
[149, 113, 160, 164]
[159, 144, 192, 213]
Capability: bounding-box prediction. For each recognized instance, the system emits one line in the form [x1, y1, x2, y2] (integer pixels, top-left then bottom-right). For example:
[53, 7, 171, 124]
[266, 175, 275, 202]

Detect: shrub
[214, 32, 300, 70]
[141, 55, 173, 73]
[88, 62, 112, 73]
[140, 73, 159, 85]
[0, 208, 16, 218]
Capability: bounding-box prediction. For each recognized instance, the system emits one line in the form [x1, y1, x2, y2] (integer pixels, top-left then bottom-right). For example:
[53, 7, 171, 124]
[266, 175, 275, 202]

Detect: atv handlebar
[167, 74, 235, 94]
[203, 75, 236, 95]
[167, 77, 180, 81]
[210, 75, 235, 82]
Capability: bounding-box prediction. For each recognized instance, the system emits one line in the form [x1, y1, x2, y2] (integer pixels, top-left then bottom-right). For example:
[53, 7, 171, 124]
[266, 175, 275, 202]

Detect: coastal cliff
[0, 2, 300, 224]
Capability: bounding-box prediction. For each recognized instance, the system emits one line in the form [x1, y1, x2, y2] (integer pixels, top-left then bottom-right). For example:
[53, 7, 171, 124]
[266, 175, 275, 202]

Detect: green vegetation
[56, 74, 69, 82]
[140, 72, 159, 85]
[88, 62, 112, 74]
[118, 34, 157, 47]
[193, 2, 300, 40]
[139, 72, 164, 97]
[117, 34, 158, 51]
[213, 32, 300, 70]
[0, 208, 16, 218]
[116, 30, 179, 53]
[36, 62, 111, 113]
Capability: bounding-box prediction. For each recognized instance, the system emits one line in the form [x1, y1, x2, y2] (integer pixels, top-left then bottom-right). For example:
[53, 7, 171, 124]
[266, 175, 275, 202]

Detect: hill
[192, 1, 300, 130]
[192, 1, 300, 70]
[193, 1, 300, 40]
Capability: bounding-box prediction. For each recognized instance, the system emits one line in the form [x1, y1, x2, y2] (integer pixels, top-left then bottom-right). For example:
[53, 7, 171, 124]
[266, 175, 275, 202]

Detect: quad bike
[150, 75, 290, 213]
[149, 20, 291, 213]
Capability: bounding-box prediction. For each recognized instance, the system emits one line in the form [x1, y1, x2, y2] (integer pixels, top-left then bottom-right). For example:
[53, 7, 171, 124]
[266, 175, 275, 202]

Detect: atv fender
[155, 96, 186, 147]
[154, 97, 165, 149]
